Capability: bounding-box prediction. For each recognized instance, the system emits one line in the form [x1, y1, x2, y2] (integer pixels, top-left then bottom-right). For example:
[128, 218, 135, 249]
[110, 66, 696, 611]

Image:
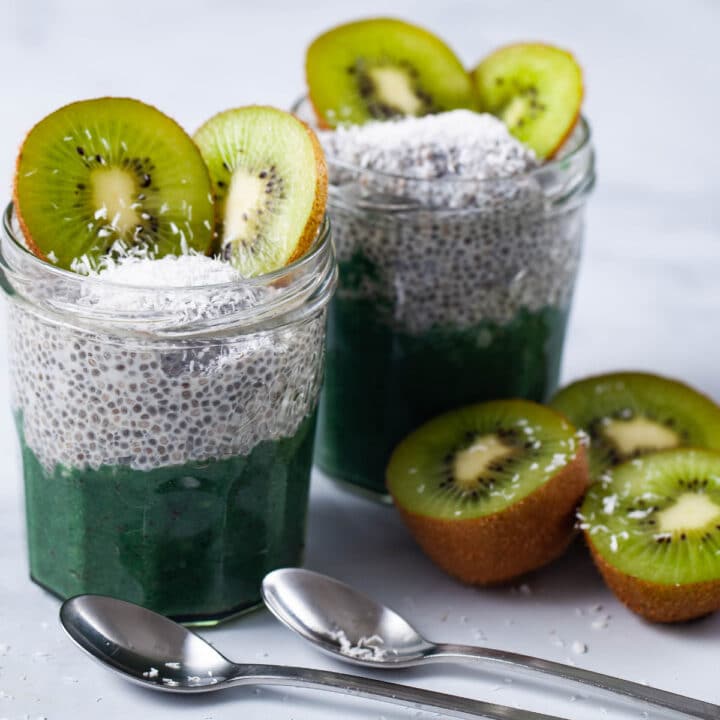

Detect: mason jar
[0, 205, 336, 624]
[293, 100, 595, 500]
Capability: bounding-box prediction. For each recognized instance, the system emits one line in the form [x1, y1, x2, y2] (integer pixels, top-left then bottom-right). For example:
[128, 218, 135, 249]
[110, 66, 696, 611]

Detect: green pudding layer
[315, 297, 569, 495]
[19, 412, 316, 624]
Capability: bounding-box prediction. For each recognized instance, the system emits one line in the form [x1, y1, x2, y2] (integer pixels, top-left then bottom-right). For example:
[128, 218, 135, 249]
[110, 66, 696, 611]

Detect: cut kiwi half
[471, 43, 583, 159]
[550, 372, 720, 481]
[13, 98, 214, 271]
[580, 449, 720, 622]
[306, 18, 476, 128]
[194, 106, 327, 277]
[386, 399, 589, 584]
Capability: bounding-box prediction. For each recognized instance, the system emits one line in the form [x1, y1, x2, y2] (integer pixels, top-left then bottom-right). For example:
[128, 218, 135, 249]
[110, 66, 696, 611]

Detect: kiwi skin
[289, 117, 328, 263]
[587, 536, 720, 623]
[394, 447, 589, 585]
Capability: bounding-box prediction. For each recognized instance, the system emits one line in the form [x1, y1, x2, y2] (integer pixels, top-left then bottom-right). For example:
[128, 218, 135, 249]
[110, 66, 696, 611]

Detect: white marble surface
[1, 0, 719, 718]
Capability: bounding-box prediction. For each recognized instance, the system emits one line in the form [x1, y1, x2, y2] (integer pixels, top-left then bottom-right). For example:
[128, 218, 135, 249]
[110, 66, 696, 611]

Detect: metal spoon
[60, 594, 567, 720]
[262, 568, 717, 720]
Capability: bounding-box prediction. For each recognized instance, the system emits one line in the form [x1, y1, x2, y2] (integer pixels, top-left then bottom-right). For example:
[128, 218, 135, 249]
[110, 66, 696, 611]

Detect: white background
[0, 1, 719, 718]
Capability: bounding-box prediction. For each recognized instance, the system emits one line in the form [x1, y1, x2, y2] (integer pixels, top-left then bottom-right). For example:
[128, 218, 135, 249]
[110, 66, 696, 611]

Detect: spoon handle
[427, 643, 717, 719]
[234, 663, 566, 720]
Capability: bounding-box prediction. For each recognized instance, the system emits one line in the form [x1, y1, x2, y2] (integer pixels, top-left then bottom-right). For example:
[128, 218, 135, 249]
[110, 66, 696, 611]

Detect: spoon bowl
[262, 567, 432, 667]
[60, 595, 235, 691]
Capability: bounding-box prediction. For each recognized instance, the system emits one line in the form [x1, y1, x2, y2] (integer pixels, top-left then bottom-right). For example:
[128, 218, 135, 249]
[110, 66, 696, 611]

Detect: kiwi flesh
[194, 106, 327, 277]
[386, 399, 589, 584]
[471, 43, 583, 159]
[306, 18, 476, 128]
[550, 372, 720, 481]
[579, 449, 720, 622]
[14, 98, 214, 271]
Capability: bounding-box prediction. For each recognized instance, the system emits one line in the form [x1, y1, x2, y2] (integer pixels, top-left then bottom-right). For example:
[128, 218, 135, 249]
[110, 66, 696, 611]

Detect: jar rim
[1, 202, 332, 291]
[0, 204, 336, 337]
[291, 96, 593, 186]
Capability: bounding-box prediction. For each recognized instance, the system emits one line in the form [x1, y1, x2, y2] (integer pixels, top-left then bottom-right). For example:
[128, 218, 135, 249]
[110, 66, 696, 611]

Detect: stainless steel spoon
[60, 594, 567, 720]
[262, 568, 718, 720]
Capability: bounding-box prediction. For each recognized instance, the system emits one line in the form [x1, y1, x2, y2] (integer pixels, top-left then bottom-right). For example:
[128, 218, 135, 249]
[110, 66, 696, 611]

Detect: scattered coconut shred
[321, 110, 538, 184]
[327, 629, 389, 661]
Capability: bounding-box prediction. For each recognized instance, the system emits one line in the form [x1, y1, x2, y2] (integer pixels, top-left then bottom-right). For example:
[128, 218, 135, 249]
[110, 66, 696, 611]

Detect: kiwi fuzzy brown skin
[287, 117, 328, 264]
[471, 42, 584, 160]
[394, 448, 590, 585]
[13, 97, 213, 265]
[586, 536, 720, 623]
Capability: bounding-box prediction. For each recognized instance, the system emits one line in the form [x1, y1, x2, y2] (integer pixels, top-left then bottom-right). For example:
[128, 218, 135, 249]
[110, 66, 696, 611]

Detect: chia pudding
[299, 104, 594, 498]
[1, 208, 336, 622]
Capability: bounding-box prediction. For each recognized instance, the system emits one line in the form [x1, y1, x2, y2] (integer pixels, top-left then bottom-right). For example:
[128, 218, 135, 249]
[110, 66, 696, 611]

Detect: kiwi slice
[194, 106, 327, 277]
[386, 400, 589, 584]
[580, 449, 720, 622]
[14, 98, 214, 271]
[306, 18, 476, 128]
[550, 372, 720, 481]
[471, 43, 583, 159]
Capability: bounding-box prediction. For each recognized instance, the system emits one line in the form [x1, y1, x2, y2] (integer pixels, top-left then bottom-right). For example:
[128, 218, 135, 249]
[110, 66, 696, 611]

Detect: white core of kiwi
[453, 434, 515, 491]
[369, 67, 423, 115]
[602, 416, 680, 458]
[657, 493, 720, 533]
[91, 168, 140, 235]
[222, 168, 268, 247]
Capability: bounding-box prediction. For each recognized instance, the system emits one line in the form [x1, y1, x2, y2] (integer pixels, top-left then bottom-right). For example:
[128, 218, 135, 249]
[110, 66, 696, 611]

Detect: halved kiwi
[386, 399, 589, 584]
[471, 43, 583, 158]
[194, 106, 327, 277]
[306, 18, 476, 128]
[580, 449, 720, 622]
[550, 372, 720, 481]
[14, 98, 214, 271]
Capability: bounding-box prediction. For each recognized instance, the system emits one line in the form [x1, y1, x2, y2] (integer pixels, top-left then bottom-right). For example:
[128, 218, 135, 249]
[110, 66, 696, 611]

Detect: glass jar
[0, 205, 336, 624]
[293, 100, 595, 500]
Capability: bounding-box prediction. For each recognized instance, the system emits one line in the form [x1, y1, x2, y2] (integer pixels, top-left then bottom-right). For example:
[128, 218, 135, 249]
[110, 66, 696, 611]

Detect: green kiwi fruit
[386, 399, 589, 584]
[194, 106, 327, 277]
[13, 98, 214, 271]
[471, 43, 583, 158]
[306, 18, 476, 128]
[550, 372, 720, 481]
[579, 449, 720, 622]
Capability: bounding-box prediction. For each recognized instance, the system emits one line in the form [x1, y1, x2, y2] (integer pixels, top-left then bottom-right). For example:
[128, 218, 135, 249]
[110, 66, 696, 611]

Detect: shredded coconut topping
[321, 110, 538, 183]
[76, 253, 262, 319]
[92, 253, 242, 287]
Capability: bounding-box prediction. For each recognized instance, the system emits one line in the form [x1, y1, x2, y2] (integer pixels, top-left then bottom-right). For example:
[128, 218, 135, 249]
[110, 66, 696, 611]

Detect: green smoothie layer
[315, 296, 569, 495]
[19, 412, 316, 623]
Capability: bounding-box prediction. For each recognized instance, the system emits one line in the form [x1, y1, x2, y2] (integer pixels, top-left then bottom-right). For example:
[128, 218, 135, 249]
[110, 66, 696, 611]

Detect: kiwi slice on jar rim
[13, 98, 215, 272]
[306, 18, 477, 128]
[471, 43, 583, 159]
[579, 449, 720, 622]
[386, 399, 589, 585]
[550, 372, 720, 481]
[194, 106, 327, 277]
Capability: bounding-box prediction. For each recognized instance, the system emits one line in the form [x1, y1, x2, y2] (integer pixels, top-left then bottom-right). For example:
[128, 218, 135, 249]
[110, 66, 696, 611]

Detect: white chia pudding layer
[319, 110, 588, 333]
[9, 254, 327, 472]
